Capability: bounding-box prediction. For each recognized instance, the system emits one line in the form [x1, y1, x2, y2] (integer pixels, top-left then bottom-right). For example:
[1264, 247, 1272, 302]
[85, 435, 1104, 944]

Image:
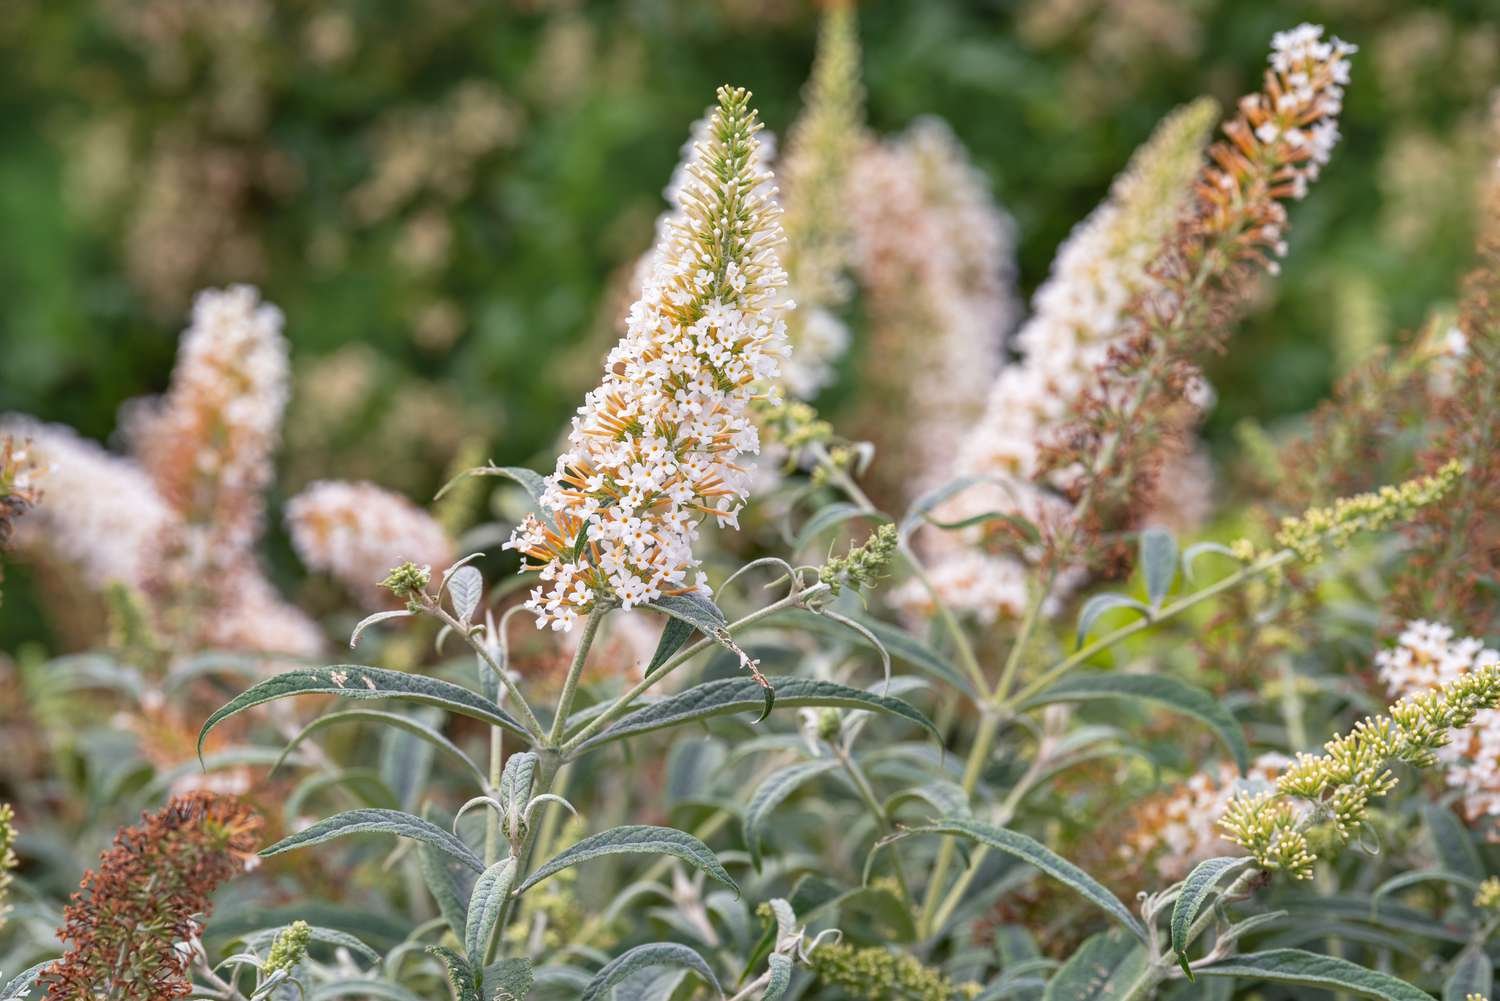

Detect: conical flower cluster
[288, 479, 455, 609]
[848, 118, 1018, 509]
[506, 86, 791, 630]
[775, 0, 863, 400]
[895, 99, 1216, 622]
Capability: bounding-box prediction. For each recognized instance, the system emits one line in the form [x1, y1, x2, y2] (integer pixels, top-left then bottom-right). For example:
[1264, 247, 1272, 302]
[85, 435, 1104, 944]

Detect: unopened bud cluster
[1270, 459, 1463, 562]
[820, 523, 898, 594]
[1220, 659, 1500, 879]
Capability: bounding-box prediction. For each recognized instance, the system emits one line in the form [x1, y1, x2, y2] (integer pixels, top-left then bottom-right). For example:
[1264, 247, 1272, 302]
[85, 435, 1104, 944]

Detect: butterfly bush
[1379, 620, 1500, 826]
[287, 480, 455, 609]
[849, 118, 1018, 507]
[505, 85, 791, 631]
[894, 99, 1216, 623]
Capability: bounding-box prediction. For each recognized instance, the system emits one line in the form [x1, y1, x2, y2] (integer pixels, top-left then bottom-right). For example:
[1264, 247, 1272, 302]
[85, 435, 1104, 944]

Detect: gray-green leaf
[447, 565, 483, 625]
[1075, 594, 1150, 648]
[1043, 930, 1148, 1001]
[485, 957, 535, 1001]
[573, 676, 936, 753]
[518, 825, 737, 897]
[1019, 673, 1249, 774]
[580, 943, 723, 1001]
[0, 963, 49, 1000]
[466, 857, 517, 966]
[763, 954, 794, 1001]
[262, 808, 484, 872]
[1444, 943, 1492, 1001]
[1170, 856, 1253, 973]
[1196, 949, 1434, 1000]
[273, 709, 487, 788]
[743, 759, 840, 870]
[200, 665, 530, 759]
[906, 819, 1147, 944]
[1139, 527, 1177, 607]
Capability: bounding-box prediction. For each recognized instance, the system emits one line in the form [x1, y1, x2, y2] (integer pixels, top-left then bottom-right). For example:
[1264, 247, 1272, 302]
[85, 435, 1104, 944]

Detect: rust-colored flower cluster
[42, 792, 262, 1001]
[1041, 25, 1354, 568]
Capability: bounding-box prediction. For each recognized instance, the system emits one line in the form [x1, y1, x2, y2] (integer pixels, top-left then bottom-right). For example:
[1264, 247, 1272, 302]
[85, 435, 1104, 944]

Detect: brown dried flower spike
[43, 792, 261, 1001]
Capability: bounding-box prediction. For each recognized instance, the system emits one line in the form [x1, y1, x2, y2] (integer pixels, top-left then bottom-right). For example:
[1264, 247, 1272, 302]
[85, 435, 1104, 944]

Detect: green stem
[991, 569, 1056, 705]
[558, 583, 828, 755]
[549, 607, 608, 746]
[917, 705, 1004, 937]
[485, 726, 504, 867]
[836, 745, 913, 904]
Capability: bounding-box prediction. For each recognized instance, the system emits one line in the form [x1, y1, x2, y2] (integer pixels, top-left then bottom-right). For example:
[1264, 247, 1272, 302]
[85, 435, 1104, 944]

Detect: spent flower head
[505, 85, 791, 630]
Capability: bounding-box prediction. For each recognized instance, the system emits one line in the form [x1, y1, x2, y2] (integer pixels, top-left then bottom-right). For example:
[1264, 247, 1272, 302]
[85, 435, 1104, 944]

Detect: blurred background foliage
[0, 0, 1494, 638]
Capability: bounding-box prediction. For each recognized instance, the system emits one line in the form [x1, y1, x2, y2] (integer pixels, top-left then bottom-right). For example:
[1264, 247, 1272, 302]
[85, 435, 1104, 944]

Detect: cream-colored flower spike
[506, 85, 791, 631]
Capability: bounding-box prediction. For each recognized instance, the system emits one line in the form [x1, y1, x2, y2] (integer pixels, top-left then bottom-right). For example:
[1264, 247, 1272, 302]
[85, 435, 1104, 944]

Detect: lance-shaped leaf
[200, 665, 530, 759]
[499, 751, 537, 820]
[517, 824, 737, 897]
[309, 982, 427, 1001]
[465, 857, 518, 966]
[1196, 950, 1434, 1000]
[1019, 673, 1249, 775]
[0, 963, 48, 1000]
[484, 958, 535, 1001]
[743, 758, 841, 869]
[904, 819, 1147, 944]
[436, 464, 547, 511]
[350, 609, 416, 648]
[645, 615, 697, 675]
[573, 676, 937, 754]
[780, 608, 973, 696]
[419, 831, 473, 940]
[794, 501, 885, 553]
[273, 709, 487, 788]
[1170, 856, 1253, 975]
[447, 565, 484, 625]
[763, 954, 794, 1001]
[646, 592, 776, 718]
[1444, 944, 1492, 1001]
[427, 945, 481, 1001]
[1138, 527, 1178, 607]
[262, 808, 484, 872]
[580, 942, 724, 1001]
[1042, 929, 1147, 1001]
[1075, 593, 1151, 648]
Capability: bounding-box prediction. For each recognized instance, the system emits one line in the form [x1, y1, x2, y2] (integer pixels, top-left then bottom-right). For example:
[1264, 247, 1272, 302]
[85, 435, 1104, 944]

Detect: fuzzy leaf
[782, 609, 973, 696]
[1444, 944, 1492, 1001]
[1043, 930, 1148, 1000]
[1139, 527, 1178, 607]
[743, 758, 841, 869]
[273, 709, 487, 788]
[580, 943, 723, 1001]
[310, 981, 427, 1001]
[647, 593, 774, 721]
[573, 676, 937, 753]
[1424, 805, 1485, 882]
[794, 501, 884, 552]
[518, 824, 737, 897]
[465, 857, 518, 967]
[906, 819, 1147, 943]
[1182, 541, 1238, 581]
[427, 945, 481, 1001]
[0, 963, 48, 1000]
[1074, 594, 1150, 648]
[199, 666, 530, 759]
[436, 464, 547, 511]
[1196, 949, 1434, 1000]
[645, 616, 697, 675]
[447, 565, 484, 625]
[262, 808, 484, 872]
[1020, 673, 1249, 775]
[419, 832, 472, 941]
[350, 609, 415, 648]
[763, 954, 794, 1001]
[1170, 856, 1253, 974]
[500, 751, 537, 820]
[484, 958, 535, 1001]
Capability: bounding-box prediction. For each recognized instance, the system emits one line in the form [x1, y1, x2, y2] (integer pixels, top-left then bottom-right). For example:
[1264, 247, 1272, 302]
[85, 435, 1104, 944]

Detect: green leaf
[350, 609, 416, 648]
[743, 759, 841, 870]
[499, 751, 538, 820]
[906, 819, 1147, 943]
[272, 709, 487, 788]
[580, 943, 724, 1001]
[1182, 541, 1238, 582]
[466, 857, 518, 966]
[899, 474, 985, 538]
[762, 954, 794, 1001]
[200, 665, 531, 760]
[1444, 943, 1492, 1001]
[647, 593, 774, 721]
[518, 824, 737, 897]
[1424, 804, 1484, 882]
[1042, 930, 1148, 1000]
[780, 608, 973, 696]
[427, 945, 481, 1001]
[262, 808, 484, 872]
[1074, 594, 1150, 648]
[1373, 868, 1481, 912]
[1196, 949, 1435, 1000]
[645, 616, 697, 675]
[1019, 673, 1249, 775]
[925, 509, 1041, 545]
[447, 565, 484, 625]
[573, 676, 937, 753]
[436, 463, 547, 511]
[0, 962, 48, 1000]
[418, 825, 472, 940]
[484, 957, 535, 1001]
[794, 501, 885, 552]
[1170, 857, 1253, 974]
[1139, 527, 1177, 607]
